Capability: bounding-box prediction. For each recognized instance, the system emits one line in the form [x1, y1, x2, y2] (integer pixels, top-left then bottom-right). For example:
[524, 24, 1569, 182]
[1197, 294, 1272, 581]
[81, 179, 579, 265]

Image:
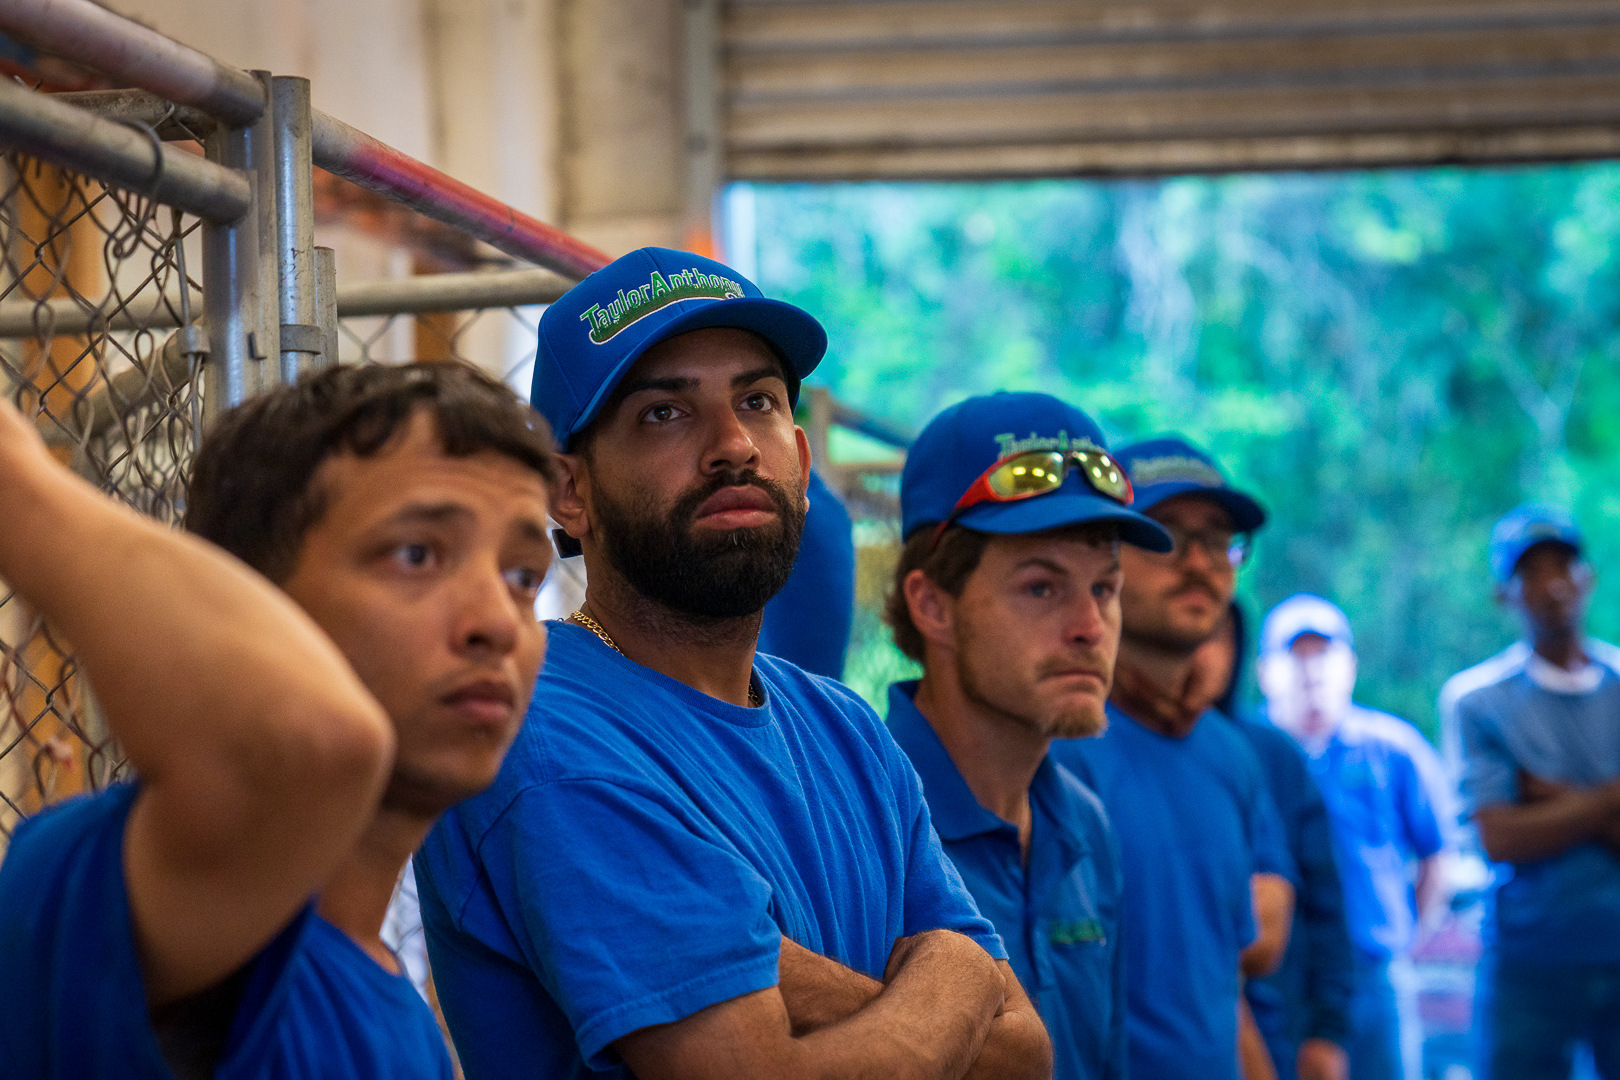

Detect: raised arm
[618, 930, 1049, 1080]
[0, 397, 392, 1006]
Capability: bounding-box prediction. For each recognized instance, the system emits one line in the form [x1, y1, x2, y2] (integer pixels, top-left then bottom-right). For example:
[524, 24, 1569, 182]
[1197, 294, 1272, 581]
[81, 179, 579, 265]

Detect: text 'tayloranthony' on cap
[533, 247, 827, 448]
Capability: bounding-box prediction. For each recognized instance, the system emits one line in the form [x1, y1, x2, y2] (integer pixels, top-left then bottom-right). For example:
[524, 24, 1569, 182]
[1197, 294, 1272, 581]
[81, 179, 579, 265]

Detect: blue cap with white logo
[1489, 503, 1583, 582]
[533, 247, 827, 448]
[1114, 436, 1267, 532]
[900, 392, 1173, 551]
[1262, 593, 1354, 656]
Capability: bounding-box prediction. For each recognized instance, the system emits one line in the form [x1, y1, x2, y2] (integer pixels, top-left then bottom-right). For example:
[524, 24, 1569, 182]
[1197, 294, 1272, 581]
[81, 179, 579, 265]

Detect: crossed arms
[1475, 771, 1620, 864]
[614, 932, 1052, 1080]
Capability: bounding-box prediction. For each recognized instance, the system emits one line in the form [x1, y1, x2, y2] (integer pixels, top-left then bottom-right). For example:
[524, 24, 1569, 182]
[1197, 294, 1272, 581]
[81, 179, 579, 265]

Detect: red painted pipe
[312, 112, 610, 281]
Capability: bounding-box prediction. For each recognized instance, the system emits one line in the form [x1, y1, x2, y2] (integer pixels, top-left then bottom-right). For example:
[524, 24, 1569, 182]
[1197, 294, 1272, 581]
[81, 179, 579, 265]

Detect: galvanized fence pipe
[271, 76, 318, 382]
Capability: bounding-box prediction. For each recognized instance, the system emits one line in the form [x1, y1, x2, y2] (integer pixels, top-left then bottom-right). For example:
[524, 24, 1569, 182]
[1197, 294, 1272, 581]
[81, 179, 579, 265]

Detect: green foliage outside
[735, 166, 1620, 736]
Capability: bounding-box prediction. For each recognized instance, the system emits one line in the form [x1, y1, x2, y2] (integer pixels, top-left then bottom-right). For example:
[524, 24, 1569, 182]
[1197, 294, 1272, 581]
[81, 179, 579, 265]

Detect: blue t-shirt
[1226, 715, 1354, 1060]
[1299, 707, 1444, 961]
[0, 781, 451, 1079]
[1454, 640, 1620, 964]
[887, 682, 1126, 1080]
[416, 623, 1003, 1080]
[1050, 704, 1293, 1080]
[759, 469, 856, 679]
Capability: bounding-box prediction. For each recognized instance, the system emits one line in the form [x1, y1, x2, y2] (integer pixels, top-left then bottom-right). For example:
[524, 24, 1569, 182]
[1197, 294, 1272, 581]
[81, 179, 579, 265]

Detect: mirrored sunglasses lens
[1078, 452, 1128, 500]
[986, 452, 1066, 498]
[1228, 535, 1252, 566]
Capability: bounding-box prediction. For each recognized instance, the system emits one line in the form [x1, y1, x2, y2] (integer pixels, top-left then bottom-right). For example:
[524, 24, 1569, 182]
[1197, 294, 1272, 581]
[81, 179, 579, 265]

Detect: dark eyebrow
[513, 517, 550, 545]
[385, 502, 472, 527]
[734, 365, 787, 389]
[615, 375, 698, 399]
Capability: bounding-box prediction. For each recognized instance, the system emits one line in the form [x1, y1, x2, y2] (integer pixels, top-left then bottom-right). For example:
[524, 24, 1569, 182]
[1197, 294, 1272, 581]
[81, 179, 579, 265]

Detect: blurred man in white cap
[1258, 595, 1448, 1080]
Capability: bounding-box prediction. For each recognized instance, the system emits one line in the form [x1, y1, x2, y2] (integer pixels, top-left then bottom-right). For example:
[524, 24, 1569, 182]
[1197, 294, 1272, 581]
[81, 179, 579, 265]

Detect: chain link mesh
[337, 303, 543, 390]
[0, 150, 207, 848]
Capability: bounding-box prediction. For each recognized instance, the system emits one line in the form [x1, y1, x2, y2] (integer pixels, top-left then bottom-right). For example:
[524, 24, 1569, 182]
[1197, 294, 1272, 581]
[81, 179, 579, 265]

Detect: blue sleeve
[758, 470, 856, 679]
[485, 780, 783, 1070]
[895, 760, 1007, 961]
[1456, 696, 1518, 816]
[1291, 764, 1355, 1044]
[1106, 829, 1129, 1080]
[1250, 779, 1296, 882]
[1394, 751, 1445, 861]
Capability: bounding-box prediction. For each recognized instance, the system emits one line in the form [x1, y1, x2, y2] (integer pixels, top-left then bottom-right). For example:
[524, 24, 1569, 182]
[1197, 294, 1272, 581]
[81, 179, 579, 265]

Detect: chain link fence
[0, 150, 207, 845]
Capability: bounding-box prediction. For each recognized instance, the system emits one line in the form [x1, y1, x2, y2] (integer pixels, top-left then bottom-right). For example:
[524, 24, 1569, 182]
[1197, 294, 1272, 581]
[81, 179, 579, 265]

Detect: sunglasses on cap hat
[932, 446, 1134, 547]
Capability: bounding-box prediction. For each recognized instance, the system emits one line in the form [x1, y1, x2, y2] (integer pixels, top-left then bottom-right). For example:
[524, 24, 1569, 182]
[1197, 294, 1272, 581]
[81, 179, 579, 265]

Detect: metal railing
[0, 0, 610, 846]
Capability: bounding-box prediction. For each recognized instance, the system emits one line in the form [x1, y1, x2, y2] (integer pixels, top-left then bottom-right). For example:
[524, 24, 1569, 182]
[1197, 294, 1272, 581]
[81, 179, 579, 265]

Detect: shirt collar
[1525, 648, 1608, 695]
[886, 681, 1088, 856]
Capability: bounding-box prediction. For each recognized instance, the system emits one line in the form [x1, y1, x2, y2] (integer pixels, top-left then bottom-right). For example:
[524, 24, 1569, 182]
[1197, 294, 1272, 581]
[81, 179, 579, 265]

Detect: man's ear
[903, 568, 957, 652]
[550, 452, 591, 543]
[793, 425, 812, 510]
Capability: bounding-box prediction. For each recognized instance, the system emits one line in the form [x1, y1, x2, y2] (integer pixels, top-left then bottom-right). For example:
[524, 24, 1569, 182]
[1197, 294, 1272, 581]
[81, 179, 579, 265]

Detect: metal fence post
[201, 124, 253, 418]
[314, 246, 339, 369]
[272, 76, 320, 381]
[249, 71, 280, 393]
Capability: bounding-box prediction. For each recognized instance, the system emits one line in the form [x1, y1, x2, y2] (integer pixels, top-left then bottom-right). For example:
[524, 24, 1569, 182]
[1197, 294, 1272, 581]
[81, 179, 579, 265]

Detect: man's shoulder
[1441, 642, 1531, 718]
[1344, 707, 1434, 758]
[0, 782, 138, 897]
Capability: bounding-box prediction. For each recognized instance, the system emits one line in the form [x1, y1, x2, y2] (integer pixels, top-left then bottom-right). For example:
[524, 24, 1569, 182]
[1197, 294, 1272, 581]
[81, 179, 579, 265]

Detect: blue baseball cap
[1115, 436, 1267, 532]
[1262, 593, 1354, 656]
[899, 392, 1173, 551]
[1489, 503, 1583, 581]
[532, 247, 827, 448]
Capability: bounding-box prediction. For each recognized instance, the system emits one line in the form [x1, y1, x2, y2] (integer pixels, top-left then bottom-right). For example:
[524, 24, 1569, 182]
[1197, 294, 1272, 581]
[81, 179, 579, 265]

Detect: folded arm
[0, 398, 392, 1007]
[616, 930, 1050, 1080]
[1474, 771, 1620, 864]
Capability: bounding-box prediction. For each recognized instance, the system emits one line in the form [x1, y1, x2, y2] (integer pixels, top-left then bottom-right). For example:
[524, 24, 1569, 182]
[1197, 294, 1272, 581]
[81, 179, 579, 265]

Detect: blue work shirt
[1051, 704, 1292, 1080]
[760, 469, 856, 679]
[1225, 714, 1355, 1066]
[1455, 640, 1620, 965]
[417, 623, 1004, 1080]
[887, 682, 1126, 1080]
[1303, 707, 1444, 961]
[0, 782, 451, 1080]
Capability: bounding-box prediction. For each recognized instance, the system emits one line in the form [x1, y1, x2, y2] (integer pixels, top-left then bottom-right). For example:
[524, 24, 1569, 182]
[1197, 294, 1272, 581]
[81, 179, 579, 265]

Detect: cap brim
[1135, 482, 1267, 532]
[566, 296, 827, 443]
[949, 491, 1175, 552]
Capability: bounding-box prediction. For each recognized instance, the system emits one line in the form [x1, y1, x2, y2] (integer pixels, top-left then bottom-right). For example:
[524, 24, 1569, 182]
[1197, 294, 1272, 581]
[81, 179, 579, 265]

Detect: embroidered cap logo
[576, 268, 746, 344]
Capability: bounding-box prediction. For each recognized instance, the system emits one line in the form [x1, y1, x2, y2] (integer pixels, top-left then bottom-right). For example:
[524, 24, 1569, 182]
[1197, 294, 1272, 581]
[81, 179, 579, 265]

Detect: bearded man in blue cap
[416, 249, 1051, 1080]
[883, 392, 1174, 1080]
[1048, 436, 1296, 1080]
[1441, 504, 1620, 1079]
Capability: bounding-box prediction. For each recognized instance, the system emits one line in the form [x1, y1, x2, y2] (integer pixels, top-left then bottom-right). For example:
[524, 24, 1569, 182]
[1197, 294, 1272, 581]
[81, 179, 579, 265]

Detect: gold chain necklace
[567, 609, 761, 707]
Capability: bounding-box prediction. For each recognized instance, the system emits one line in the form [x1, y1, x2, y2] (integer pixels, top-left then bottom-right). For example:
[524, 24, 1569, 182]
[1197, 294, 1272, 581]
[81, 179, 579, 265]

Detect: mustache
[1169, 572, 1223, 603]
[1032, 652, 1115, 682]
[670, 469, 797, 530]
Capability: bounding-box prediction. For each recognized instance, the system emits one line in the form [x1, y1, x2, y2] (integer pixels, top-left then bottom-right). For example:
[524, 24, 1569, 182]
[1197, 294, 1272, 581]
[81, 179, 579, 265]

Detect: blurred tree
[738, 166, 1620, 735]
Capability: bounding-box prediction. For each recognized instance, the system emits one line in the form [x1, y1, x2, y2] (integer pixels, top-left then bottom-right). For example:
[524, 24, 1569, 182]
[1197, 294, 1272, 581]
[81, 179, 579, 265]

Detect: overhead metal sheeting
[723, 0, 1620, 179]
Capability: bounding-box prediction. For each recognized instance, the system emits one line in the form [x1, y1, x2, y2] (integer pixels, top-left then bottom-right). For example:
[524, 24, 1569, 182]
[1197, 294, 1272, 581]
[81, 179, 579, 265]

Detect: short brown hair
[884, 526, 994, 662]
[884, 521, 1120, 662]
[185, 362, 556, 582]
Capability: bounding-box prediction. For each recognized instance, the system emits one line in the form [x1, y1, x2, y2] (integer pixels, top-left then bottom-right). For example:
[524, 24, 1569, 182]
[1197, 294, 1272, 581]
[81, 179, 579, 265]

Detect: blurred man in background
[1258, 595, 1447, 1080]
[1050, 436, 1295, 1080]
[1446, 505, 1620, 1079]
[884, 392, 1176, 1080]
[1201, 604, 1356, 1080]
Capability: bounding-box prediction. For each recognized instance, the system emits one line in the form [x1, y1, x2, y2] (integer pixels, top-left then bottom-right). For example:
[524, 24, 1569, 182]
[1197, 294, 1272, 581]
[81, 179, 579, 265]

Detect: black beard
[594, 468, 806, 621]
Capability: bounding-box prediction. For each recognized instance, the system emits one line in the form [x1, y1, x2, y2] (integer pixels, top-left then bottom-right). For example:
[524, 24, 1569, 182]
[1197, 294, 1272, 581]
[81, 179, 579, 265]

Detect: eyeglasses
[1142, 524, 1251, 567]
[933, 447, 1133, 546]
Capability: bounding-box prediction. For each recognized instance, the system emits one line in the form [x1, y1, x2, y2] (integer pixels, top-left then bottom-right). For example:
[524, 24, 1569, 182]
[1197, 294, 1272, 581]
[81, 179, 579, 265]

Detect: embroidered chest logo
[578, 268, 745, 344]
[1048, 918, 1106, 946]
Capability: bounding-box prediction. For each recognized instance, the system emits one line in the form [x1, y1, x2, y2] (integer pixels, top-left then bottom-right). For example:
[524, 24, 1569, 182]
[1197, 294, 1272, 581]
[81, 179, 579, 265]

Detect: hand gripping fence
[0, 0, 611, 848]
